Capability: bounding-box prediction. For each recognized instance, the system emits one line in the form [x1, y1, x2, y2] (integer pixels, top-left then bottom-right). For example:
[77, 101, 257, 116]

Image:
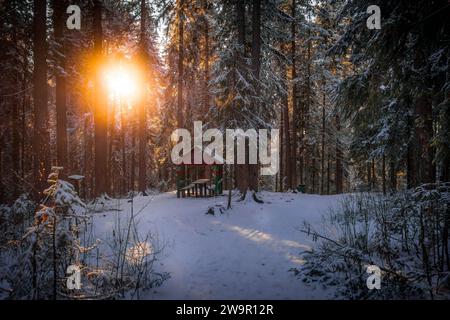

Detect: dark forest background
[0, 0, 449, 203]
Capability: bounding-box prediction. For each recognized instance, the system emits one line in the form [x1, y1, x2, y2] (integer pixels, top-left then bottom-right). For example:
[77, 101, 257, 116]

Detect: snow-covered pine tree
[331, 0, 450, 188]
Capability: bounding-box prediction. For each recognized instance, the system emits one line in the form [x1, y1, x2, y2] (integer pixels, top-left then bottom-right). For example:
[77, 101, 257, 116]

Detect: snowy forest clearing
[1, 0, 449, 302]
[92, 191, 342, 299]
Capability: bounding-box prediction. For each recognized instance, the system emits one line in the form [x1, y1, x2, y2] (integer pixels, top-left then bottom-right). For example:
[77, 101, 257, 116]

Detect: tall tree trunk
[12, 74, 20, 197]
[382, 155, 386, 195]
[130, 107, 137, 191]
[176, 0, 185, 189]
[321, 84, 326, 195]
[371, 159, 376, 190]
[413, 46, 435, 185]
[305, 31, 312, 192]
[138, 0, 148, 193]
[389, 160, 397, 193]
[52, 0, 68, 176]
[407, 139, 415, 188]
[83, 115, 93, 199]
[33, 0, 49, 196]
[121, 102, 127, 194]
[439, 51, 450, 182]
[290, 0, 297, 190]
[93, 0, 108, 196]
[237, 0, 245, 51]
[10, 26, 20, 198]
[248, 0, 261, 194]
[282, 55, 292, 190]
[137, 99, 147, 192]
[415, 94, 435, 184]
[236, 0, 261, 198]
[335, 115, 343, 194]
[21, 69, 27, 179]
[31, 0, 47, 288]
[326, 152, 330, 194]
[299, 100, 304, 185]
[177, 0, 184, 129]
[235, 0, 248, 196]
[312, 155, 316, 193]
[202, 0, 210, 115]
[108, 103, 116, 195]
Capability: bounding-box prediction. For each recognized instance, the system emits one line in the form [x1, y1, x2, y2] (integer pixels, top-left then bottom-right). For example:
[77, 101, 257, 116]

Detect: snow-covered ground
[92, 191, 343, 299]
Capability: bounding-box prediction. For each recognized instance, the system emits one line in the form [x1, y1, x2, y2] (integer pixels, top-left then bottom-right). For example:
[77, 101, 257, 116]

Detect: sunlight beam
[103, 63, 141, 102]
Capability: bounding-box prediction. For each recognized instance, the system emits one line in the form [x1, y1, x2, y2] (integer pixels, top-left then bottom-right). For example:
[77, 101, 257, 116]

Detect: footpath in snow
[93, 191, 343, 299]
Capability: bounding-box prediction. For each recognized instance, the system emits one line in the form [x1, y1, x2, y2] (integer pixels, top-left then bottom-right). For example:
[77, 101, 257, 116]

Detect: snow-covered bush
[0, 194, 35, 243]
[299, 183, 450, 299]
[0, 194, 37, 298]
[98, 210, 170, 299]
[1, 167, 168, 299]
[0, 167, 89, 299]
